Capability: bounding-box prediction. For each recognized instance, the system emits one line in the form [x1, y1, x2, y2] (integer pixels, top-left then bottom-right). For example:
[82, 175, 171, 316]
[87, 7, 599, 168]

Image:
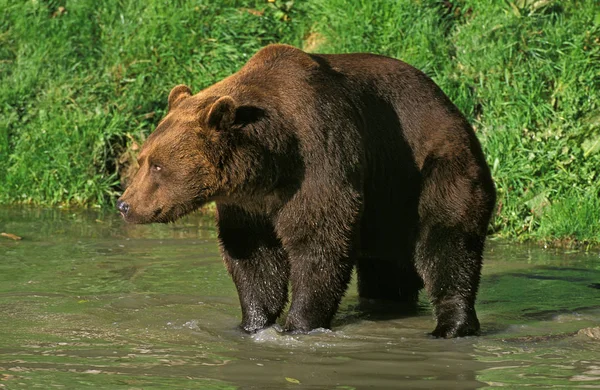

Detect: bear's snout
[116, 199, 130, 217]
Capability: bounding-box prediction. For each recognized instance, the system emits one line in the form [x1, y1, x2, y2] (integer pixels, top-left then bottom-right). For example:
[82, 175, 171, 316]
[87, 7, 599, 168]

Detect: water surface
[0, 207, 599, 389]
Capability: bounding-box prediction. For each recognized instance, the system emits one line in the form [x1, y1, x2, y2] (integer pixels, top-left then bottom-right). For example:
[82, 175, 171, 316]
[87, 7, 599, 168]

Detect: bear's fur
[118, 44, 496, 338]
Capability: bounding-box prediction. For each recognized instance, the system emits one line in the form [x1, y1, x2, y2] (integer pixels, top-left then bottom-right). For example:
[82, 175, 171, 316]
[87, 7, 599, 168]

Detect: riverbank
[1, 0, 599, 243]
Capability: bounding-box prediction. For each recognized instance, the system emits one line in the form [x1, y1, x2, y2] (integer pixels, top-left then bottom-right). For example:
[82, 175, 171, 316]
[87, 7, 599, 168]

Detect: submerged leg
[415, 157, 495, 338]
[217, 204, 290, 333]
[285, 246, 355, 332]
[357, 162, 423, 309]
[278, 186, 361, 333]
[415, 226, 484, 337]
[357, 255, 422, 309]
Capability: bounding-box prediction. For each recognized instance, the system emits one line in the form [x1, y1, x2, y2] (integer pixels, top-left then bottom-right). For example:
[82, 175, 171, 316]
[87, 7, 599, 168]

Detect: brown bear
[117, 44, 496, 338]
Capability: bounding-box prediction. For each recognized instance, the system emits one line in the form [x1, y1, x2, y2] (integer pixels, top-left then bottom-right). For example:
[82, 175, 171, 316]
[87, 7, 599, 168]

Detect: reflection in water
[0, 207, 598, 388]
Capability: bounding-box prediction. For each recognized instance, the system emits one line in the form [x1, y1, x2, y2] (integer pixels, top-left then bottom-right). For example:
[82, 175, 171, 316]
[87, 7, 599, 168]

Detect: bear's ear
[206, 96, 237, 131]
[168, 85, 192, 111]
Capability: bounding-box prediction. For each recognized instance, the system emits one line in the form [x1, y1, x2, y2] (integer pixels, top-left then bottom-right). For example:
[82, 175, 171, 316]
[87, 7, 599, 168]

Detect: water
[0, 207, 598, 389]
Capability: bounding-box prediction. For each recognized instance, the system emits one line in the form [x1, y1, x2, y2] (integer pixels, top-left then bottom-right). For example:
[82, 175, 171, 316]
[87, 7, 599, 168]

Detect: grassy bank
[1, 0, 599, 244]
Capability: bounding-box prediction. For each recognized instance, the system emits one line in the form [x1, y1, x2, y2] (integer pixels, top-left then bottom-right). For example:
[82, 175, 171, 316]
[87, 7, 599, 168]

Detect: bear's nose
[117, 200, 130, 216]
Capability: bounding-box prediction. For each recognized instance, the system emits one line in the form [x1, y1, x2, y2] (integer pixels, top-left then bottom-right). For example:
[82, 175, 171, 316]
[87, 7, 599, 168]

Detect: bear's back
[202, 44, 484, 172]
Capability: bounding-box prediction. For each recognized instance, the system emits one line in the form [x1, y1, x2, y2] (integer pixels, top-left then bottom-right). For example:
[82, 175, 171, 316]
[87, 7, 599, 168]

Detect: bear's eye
[151, 164, 162, 172]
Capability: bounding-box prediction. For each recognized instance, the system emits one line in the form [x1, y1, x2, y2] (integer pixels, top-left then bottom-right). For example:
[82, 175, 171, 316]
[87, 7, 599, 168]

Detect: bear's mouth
[120, 206, 163, 224]
[123, 200, 207, 225]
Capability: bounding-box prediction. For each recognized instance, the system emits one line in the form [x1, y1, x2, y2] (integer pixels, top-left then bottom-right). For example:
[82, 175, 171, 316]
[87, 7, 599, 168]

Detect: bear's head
[117, 85, 259, 224]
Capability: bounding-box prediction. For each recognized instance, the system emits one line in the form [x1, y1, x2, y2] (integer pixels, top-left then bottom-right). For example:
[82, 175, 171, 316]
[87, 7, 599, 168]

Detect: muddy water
[0, 207, 598, 389]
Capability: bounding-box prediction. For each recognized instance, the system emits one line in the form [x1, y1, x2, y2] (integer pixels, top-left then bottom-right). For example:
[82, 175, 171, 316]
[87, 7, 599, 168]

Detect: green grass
[1, 0, 599, 244]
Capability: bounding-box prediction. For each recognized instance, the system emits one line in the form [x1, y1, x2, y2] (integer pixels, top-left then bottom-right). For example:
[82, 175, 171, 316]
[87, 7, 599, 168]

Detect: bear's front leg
[217, 205, 290, 333]
[277, 188, 360, 333]
[284, 250, 354, 332]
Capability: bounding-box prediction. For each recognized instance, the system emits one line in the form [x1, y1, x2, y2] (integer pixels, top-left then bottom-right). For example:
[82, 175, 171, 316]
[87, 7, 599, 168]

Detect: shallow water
[0, 207, 598, 389]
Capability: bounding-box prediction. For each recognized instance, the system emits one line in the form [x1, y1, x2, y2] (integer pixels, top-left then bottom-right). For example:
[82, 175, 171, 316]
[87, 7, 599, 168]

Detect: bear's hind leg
[415, 227, 484, 338]
[415, 157, 494, 338]
[217, 205, 290, 333]
[357, 186, 423, 310]
[357, 255, 422, 310]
